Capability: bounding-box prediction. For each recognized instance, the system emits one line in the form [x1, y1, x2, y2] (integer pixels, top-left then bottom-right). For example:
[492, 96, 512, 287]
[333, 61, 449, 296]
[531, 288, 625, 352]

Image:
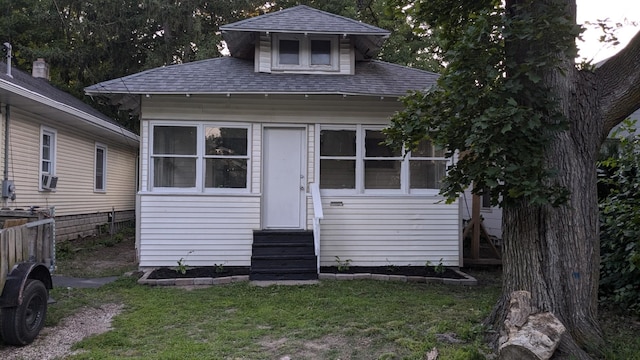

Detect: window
[204, 127, 248, 188]
[319, 126, 448, 193]
[95, 144, 107, 192]
[40, 127, 56, 189]
[150, 123, 250, 192]
[152, 126, 197, 188]
[279, 40, 300, 65]
[320, 129, 356, 189]
[273, 34, 338, 71]
[311, 40, 331, 65]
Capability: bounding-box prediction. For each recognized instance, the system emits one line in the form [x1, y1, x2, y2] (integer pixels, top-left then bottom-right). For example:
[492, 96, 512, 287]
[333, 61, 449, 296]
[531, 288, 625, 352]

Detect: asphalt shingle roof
[220, 5, 390, 35]
[85, 57, 439, 97]
[1, 61, 119, 125]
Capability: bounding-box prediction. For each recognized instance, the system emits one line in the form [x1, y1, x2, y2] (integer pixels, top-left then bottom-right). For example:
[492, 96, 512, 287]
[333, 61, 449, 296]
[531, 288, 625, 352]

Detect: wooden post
[471, 192, 481, 260]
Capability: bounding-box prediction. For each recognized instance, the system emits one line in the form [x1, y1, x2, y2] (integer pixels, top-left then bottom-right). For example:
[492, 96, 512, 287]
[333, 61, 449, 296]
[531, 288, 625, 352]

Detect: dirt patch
[259, 334, 395, 359]
[55, 231, 138, 278]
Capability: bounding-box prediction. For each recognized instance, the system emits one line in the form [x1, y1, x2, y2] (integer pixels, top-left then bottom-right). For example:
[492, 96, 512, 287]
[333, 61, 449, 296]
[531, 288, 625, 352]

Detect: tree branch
[596, 29, 640, 135]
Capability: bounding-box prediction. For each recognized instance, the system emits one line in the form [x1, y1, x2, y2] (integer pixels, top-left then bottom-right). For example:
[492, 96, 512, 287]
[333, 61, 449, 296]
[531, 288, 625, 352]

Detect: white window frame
[149, 122, 251, 194]
[317, 125, 449, 196]
[272, 34, 339, 72]
[94, 143, 107, 192]
[39, 126, 56, 191]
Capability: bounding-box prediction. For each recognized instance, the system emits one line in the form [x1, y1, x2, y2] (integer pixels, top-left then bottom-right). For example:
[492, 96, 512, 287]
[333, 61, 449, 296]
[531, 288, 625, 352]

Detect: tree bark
[483, 1, 640, 359]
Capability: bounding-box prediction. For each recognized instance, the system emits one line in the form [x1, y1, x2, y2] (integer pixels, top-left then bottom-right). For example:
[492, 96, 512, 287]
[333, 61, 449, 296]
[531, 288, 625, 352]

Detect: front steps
[250, 230, 317, 281]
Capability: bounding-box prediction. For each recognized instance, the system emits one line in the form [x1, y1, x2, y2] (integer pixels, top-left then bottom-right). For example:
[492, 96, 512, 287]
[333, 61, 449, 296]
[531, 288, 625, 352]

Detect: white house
[86, 5, 461, 280]
[0, 55, 139, 241]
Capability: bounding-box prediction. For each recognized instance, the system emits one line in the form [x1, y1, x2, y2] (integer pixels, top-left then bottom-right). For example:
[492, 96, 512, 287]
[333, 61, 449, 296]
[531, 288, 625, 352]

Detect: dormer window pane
[279, 40, 299, 64]
[311, 40, 331, 65]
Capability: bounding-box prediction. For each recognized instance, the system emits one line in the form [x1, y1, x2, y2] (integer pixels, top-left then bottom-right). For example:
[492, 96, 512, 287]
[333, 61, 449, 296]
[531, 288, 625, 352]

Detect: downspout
[4, 103, 9, 184]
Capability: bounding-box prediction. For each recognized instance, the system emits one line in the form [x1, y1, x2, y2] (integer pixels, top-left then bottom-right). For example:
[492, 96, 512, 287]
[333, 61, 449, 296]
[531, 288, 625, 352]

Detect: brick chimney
[32, 58, 50, 81]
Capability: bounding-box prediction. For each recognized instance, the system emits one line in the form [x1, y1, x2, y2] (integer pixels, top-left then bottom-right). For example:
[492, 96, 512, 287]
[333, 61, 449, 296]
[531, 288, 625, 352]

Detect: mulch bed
[147, 266, 464, 280]
[320, 266, 466, 279]
[147, 266, 250, 279]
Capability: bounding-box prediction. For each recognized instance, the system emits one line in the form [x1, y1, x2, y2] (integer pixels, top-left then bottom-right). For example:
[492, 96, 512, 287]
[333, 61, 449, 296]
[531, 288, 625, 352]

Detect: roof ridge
[220, 5, 389, 34]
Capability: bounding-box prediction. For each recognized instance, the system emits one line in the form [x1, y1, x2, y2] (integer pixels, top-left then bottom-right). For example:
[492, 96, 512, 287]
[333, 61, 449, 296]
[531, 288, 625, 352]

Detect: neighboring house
[0, 56, 139, 241]
[85, 5, 461, 279]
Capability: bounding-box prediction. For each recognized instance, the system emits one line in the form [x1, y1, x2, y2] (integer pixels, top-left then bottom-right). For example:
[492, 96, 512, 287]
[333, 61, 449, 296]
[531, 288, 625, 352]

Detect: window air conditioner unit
[42, 174, 58, 190]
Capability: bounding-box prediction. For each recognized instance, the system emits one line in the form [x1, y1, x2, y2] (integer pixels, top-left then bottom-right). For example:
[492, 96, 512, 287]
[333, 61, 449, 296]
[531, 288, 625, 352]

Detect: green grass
[47, 277, 499, 359]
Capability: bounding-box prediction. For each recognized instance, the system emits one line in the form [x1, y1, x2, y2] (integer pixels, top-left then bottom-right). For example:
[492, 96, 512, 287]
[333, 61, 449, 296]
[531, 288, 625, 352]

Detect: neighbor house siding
[138, 194, 260, 267]
[0, 107, 137, 217]
[317, 196, 460, 267]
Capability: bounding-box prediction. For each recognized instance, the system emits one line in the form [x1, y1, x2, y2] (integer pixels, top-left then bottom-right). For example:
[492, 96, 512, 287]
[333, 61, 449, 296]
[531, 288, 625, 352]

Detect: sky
[576, 0, 640, 63]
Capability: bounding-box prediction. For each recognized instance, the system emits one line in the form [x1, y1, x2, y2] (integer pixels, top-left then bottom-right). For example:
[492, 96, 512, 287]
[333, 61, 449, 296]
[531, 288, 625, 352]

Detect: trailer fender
[0, 263, 52, 308]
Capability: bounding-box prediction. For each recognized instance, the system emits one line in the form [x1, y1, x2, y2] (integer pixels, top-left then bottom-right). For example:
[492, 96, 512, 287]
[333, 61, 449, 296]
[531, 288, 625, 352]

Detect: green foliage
[384, 0, 582, 208]
[176, 251, 194, 275]
[598, 119, 640, 316]
[214, 263, 225, 274]
[334, 256, 352, 272]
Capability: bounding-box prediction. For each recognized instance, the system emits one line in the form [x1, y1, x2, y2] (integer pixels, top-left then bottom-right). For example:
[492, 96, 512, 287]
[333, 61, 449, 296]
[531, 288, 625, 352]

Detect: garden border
[137, 268, 477, 286]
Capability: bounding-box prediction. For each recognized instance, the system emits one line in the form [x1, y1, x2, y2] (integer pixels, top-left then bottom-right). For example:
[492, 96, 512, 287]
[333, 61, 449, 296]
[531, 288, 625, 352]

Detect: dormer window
[272, 34, 339, 72]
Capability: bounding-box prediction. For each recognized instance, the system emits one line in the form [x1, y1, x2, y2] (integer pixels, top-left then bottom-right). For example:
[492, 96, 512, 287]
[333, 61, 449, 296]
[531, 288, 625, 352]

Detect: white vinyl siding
[138, 94, 461, 268]
[1, 107, 137, 216]
[316, 196, 460, 267]
[138, 194, 260, 267]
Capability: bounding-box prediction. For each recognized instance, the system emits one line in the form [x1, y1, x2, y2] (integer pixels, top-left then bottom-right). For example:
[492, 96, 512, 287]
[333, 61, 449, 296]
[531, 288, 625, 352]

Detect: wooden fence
[0, 218, 55, 294]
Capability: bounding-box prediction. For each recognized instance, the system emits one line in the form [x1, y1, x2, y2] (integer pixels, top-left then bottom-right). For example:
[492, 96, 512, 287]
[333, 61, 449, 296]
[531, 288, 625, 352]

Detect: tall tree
[385, 0, 640, 358]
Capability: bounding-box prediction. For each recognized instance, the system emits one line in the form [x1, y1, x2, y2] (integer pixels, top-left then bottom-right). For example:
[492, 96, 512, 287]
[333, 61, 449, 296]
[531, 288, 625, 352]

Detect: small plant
[385, 258, 398, 273]
[426, 258, 447, 274]
[334, 256, 352, 272]
[176, 251, 194, 275]
[214, 263, 225, 274]
[434, 258, 446, 275]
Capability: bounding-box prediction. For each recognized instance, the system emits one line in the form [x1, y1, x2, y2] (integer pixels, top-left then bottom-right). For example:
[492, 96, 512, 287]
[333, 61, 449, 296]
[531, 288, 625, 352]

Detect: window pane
[41, 161, 50, 173]
[410, 160, 446, 189]
[365, 160, 401, 189]
[205, 127, 247, 156]
[311, 40, 331, 65]
[205, 159, 247, 188]
[153, 126, 196, 155]
[320, 130, 356, 156]
[96, 148, 105, 189]
[153, 157, 196, 187]
[279, 40, 299, 64]
[412, 139, 445, 157]
[320, 160, 355, 189]
[365, 130, 401, 157]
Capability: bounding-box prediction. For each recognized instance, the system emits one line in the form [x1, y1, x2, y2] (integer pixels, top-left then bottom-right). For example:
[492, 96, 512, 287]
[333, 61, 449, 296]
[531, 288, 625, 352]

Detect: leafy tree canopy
[384, 0, 582, 207]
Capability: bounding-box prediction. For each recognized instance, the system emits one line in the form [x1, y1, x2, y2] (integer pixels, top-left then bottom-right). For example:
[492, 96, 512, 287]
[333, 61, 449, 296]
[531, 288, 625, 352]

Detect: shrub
[598, 119, 640, 316]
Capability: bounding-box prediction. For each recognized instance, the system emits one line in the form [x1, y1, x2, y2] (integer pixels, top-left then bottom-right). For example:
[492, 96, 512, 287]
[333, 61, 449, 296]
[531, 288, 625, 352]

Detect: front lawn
[48, 275, 499, 359]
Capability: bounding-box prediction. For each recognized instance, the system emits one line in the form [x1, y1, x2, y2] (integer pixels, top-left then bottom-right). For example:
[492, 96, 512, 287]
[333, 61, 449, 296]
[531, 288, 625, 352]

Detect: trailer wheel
[1, 279, 48, 346]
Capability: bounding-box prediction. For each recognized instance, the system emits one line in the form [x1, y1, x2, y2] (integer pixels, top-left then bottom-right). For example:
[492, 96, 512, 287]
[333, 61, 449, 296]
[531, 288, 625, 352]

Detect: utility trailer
[0, 210, 54, 346]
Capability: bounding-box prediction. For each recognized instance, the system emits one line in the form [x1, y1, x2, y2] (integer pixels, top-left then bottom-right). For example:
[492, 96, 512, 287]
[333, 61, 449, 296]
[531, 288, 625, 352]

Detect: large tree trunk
[487, 85, 604, 359]
[488, 1, 610, 358]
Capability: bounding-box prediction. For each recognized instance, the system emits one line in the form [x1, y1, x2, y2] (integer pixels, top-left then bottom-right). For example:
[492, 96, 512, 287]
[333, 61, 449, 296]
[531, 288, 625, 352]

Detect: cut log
[499, 291, 566, 360]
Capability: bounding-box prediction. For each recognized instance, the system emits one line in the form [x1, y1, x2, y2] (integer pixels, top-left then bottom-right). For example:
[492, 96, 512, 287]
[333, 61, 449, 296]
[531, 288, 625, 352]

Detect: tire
[1, 279, 48, 346]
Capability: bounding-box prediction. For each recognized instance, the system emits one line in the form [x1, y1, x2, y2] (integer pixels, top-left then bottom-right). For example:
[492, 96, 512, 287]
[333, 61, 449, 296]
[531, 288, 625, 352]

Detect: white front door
[263, 127, 306, 229]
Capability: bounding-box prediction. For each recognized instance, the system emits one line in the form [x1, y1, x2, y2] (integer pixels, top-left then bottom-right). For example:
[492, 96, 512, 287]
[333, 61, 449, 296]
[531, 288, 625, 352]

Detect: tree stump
[499, 291, 566, 360]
